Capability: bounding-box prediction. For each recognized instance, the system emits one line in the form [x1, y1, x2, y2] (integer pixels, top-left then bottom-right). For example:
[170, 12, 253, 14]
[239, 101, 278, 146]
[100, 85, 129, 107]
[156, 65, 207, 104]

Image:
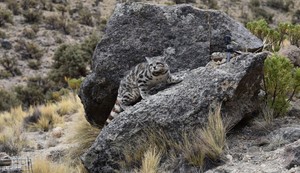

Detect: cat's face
[145, 56, 169, 75]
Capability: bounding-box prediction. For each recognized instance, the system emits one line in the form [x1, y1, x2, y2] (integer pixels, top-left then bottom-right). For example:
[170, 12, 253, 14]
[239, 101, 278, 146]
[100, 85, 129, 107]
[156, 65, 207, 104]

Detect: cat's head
[145, 55, 169, 76]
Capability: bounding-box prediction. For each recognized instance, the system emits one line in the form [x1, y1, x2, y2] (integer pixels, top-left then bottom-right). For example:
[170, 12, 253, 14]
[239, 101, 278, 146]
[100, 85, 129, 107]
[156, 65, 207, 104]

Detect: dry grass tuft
[29, 104, 63, 132]
[119, 103, 226, 171]
[64, 111, 101, 165]
[139, 147, 162, 173]
[200, 104, 226, 160]
[261, 103, 274, 125]
[0, 125, 27, 155]
[57, 94, 81, 116]
[32, 157, 76, 173]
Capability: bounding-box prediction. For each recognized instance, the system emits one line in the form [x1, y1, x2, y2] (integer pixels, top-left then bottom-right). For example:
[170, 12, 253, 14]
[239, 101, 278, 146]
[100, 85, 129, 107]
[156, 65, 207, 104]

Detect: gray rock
[278, 45, 300, 67]
[79, 2, 263, 126]
[1, 39, 12, 50]
[81, 52, 267, 172]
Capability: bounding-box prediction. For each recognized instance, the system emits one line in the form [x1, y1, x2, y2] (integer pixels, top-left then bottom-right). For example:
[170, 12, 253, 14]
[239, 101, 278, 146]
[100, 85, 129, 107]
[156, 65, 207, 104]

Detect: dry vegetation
[0, 93, 99, 172]
[119, 104, 227, 172]
[0, 0, 299, 172]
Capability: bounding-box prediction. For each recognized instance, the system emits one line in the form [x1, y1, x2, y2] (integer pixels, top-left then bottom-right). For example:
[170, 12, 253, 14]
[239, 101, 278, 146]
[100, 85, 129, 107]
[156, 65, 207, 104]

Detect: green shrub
[81, 33, 100, 58]
[0, 53, 22, 77]
[23, 8, 43, 23]
[15, 40, 43, 60]
[78, 7, 93, 26]
[287, 24, 300, 47]
[0, 8, 13, 26]
[22, 27, 36, 39]
[27, 59, 41, 70]
[15, 76, 56, 108]
[263, 54, 300, 117]
[0, 89, 21, 112]
[249, 0, 260, 7]
[20, 0, 39, 10]
[44, 15, 72, 34]
[292, 10, 300, 24]
[40, 0, 53, 11]
[6, 0, 21, 15]
[49, 44, 89, 85]
[251, 7, 273, 23]
[266, 0, 293, 12]
[0, 29, 6, 39]
[55, 4, 68, 16]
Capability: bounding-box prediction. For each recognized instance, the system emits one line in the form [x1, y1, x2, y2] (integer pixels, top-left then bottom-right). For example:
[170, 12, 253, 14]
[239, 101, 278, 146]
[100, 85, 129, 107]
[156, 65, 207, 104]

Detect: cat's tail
[105, 99, 123, 125]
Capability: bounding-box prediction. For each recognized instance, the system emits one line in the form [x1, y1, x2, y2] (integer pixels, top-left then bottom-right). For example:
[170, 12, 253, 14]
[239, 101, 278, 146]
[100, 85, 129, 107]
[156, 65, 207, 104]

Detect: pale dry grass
[57, 94, 81, 116]
[0, 106, 28, 155]
[29, 104, 63, 131]
[0, 125, 27, 155]
[200, 104, 226, 160]
[64, 110, 101, 165]
[120, 103, 226, 171]
[139, 147, 162, 173]
[32, 157, 76, 173]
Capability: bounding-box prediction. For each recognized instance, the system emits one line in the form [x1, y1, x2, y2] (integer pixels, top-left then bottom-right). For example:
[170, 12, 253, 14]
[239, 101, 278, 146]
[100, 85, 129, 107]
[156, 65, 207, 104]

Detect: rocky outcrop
[79, 2, 263, 126]
[81, 52, 267, 172]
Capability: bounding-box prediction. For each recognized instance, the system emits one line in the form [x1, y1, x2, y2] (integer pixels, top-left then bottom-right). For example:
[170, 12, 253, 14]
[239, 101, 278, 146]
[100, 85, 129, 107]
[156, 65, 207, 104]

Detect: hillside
[0, 0, 300, 173]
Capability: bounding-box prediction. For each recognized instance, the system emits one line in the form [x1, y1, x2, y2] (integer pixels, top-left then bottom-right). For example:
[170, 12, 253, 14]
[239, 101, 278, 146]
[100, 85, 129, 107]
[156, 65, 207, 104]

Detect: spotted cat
[106, 51, 182, 125]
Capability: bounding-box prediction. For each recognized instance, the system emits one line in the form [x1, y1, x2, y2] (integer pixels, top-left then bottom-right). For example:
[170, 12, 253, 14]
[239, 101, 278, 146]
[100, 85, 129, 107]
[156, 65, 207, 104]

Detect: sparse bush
[23, 8, 43, 23]
[15, 76, 56, 108]
[78, 7, 93, 26]
[0, 89, 21, 112]
[40, 0, 53, 11]
[56, 4, 68, 16]
[15, 40, 44, 60]
[20, 0, 39, 10]
[0, 29, 6, 38]
[28, 59, 41, 69]
[250, 0, 260, 7]
[49, 44, 89, 85]
[81, 33, 101, 59]
[6, 0, 21, 15]
[266, 0, 293, 12]
[0, 7, 13, 26]
[252, 7, 273, 23]
[263, 54, 300, 117]
[292, 10, 300, 24]
[287, 24, 300, 47]
[44, 15, 73, 34]
[23, 27, 36, 39]
[0, 53, 22, 77]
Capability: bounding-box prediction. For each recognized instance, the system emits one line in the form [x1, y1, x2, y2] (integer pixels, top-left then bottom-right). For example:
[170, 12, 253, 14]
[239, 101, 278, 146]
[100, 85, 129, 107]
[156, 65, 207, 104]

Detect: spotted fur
[105, 54, 182, 125]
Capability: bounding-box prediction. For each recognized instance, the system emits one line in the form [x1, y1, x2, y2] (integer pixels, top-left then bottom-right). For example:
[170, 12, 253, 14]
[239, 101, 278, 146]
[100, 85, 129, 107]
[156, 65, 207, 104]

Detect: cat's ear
[145, 57, 151, 63]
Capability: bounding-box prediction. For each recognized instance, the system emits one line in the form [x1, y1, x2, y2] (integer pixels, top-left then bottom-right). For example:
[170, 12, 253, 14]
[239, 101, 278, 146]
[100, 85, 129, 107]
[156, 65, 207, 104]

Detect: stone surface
[81, 52, 267, 172]
[0, 39, 12, 50]
[79, 2, 263, 126]
[278, 45, 300, 67]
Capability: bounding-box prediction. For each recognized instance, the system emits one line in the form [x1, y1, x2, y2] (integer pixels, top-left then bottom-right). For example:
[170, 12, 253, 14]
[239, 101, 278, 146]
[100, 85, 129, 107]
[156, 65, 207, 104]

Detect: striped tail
[105, 100, 123, 125]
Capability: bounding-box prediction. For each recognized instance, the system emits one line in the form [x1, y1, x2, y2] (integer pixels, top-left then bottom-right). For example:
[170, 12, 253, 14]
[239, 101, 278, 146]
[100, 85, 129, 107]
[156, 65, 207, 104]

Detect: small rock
[47, 150, 65, 163]
[51, 127, 63, 138]
[278, 45, 300, 67]
[284, 144, 300, 169]
[1, 39, 12, 50]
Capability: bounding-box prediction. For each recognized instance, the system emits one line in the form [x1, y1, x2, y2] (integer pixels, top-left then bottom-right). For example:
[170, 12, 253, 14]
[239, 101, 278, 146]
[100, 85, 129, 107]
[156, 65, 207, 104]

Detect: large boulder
[82, 52, 268, 172]
[79, 2, 263, 126]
